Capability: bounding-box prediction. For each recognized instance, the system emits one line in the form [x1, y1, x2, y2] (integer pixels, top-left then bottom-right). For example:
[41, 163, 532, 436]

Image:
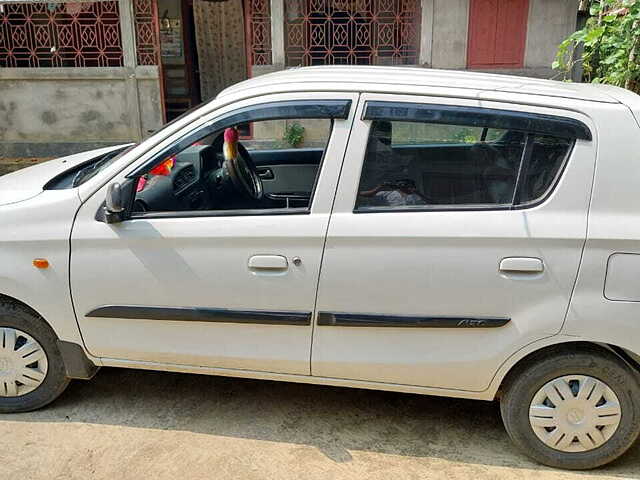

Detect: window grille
[245, 0, 272, 66]
[284, 0, 420, 67]
[0, 1, 124, 67]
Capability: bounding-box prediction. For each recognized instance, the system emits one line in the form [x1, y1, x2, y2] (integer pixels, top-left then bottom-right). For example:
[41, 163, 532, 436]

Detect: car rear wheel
[0, 300, 70, 413]
[500, 347, 640, 470]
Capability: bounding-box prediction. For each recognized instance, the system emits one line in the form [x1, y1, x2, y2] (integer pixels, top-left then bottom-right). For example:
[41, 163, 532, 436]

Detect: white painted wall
[524, 0, 578, 69]
[425, 0, 578, 76]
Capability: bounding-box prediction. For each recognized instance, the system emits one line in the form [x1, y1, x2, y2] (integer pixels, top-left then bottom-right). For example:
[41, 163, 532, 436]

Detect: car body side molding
[86, 305, 312, 326]
[316, 312, 510, 328]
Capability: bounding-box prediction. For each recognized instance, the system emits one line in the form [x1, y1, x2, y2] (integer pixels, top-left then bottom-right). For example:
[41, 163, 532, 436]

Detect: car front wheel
[0, 300, 70, 413]
[500, 346, 640, 470]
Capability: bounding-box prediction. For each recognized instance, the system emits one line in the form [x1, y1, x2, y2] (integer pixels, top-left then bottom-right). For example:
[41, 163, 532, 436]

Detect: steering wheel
[224, 142, 263, 200]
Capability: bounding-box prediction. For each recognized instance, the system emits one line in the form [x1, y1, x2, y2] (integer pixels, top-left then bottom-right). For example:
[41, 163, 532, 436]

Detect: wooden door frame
[467, 0, 529, 69]
[182, 0, 201, 107]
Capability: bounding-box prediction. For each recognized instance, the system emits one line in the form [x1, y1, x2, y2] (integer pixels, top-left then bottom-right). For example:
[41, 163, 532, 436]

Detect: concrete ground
[1, 368, 639, 480]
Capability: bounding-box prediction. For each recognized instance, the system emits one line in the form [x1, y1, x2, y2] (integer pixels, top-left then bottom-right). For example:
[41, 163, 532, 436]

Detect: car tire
[500, 346, 640, 470]
[0, 299, 70, 413]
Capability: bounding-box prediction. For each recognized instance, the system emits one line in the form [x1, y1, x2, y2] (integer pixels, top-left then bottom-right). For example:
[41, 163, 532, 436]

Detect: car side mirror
[104, 182, 126, 224]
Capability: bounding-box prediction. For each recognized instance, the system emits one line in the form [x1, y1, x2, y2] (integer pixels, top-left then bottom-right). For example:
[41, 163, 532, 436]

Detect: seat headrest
[369, 121, 392, 146]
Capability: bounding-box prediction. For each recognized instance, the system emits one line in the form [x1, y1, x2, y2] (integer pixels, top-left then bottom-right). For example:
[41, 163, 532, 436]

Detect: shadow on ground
[4, 367, 640, 477]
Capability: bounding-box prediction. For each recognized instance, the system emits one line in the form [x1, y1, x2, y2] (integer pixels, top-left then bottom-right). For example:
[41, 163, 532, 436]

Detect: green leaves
[584, 26, 605, 45]
[283, 122, 305, 148]
[554, 0, 640, 93]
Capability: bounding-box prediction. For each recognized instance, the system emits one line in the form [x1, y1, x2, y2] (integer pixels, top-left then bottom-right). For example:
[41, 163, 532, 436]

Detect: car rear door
[311, 93, 596, 392]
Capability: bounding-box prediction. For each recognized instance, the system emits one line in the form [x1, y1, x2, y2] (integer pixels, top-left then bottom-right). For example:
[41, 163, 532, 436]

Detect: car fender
[0, 190, 85, 347]
[484, 334, 599, 400]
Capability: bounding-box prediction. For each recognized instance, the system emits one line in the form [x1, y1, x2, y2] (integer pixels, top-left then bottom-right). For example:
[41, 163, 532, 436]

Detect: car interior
[46, 116, 573, 214]
[356, 120, 573, 209]
[132, 120, 330, 214]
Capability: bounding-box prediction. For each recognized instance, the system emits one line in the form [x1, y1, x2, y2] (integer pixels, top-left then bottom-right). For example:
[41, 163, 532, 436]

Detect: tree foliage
[554, 0, 640, 93]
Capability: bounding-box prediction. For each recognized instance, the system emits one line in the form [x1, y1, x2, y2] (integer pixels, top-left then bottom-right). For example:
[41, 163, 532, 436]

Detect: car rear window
[355, 103, 579, 212]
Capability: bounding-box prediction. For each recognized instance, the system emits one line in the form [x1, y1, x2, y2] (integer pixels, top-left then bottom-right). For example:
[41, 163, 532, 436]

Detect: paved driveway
[1, 367, 639, 479]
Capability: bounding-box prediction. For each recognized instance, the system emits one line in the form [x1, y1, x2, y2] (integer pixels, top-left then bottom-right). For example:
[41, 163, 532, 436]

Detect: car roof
[218, 66, 625, 105]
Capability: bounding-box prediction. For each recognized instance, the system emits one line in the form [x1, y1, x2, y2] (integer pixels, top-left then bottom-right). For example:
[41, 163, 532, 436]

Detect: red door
[467, 0, 529, 69]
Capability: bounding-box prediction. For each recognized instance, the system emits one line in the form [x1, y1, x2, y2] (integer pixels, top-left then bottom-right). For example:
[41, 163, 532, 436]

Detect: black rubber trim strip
[511, 133, 535, 206]
[56, 340, 100, 380]
[86, 305, 312, 326]
[129, 207, 310, 220]
[363, 101, 592, 140]
[317, 312, 510, 328]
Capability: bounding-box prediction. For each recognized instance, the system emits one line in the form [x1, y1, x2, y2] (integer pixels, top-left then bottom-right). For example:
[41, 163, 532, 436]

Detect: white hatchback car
[2, 66, 640, 470]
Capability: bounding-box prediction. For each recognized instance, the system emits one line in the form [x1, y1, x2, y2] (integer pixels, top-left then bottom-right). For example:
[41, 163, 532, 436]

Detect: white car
[1, 66, 640, 470]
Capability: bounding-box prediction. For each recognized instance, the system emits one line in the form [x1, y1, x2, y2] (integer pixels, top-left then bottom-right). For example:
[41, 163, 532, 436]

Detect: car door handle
[248, 255, 288, 270]
[499, 257, 544, 273]
[256, 167, 274, 180]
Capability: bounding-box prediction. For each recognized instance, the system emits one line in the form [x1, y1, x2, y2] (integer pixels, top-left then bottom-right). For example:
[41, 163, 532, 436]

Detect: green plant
[283, 122, 305, 148]
[451, 127, 480, 144]
[554, 0, 640, 93]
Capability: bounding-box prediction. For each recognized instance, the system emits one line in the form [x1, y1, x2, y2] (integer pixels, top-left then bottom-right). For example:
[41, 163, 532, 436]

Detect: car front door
[70, 93, 358, 375]
[312, 93, 596, 391]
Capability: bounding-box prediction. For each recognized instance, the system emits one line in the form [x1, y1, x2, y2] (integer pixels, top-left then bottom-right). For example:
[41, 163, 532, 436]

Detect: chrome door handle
[256, 167, 274, 179]
[248, 255, 288, 270]
[500, 257, 544, 273]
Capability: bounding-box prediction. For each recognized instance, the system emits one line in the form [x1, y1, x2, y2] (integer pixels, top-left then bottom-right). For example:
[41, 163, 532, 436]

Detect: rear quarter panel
[563, 103, 640, 355]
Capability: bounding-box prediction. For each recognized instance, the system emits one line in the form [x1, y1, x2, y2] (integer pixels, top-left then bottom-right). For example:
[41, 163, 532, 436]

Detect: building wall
[0, 0, 579, 157]
[430, 0, 470, 69]
[137, 73, 165, 136]
[524, 0, 578, 72]
[428, 0, 577, 76]
[0, 0, 164, 158]
[0, 66, 162, 157]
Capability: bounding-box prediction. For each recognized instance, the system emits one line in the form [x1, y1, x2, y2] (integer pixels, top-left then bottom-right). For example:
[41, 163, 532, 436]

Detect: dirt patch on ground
[0, 368, 638, 480]
[0, 157, 52, 176]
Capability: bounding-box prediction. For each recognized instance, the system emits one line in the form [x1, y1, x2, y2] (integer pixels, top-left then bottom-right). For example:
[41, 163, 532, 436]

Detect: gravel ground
[1, 367, 639, 480]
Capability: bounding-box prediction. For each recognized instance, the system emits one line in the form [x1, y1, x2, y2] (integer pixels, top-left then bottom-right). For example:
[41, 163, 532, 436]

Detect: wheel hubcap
[0, 327, 48, 397]
[529, 375, 621, 453]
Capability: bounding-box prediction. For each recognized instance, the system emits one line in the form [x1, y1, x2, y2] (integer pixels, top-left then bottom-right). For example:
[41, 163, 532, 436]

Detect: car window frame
[124, 99, 351, 220]
[363, 101, 592, 140]
[353, 101, 583, 214]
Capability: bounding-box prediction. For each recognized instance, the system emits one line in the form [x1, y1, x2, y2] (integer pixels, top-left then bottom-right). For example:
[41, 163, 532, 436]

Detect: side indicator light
[33, 258, 49, 269]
